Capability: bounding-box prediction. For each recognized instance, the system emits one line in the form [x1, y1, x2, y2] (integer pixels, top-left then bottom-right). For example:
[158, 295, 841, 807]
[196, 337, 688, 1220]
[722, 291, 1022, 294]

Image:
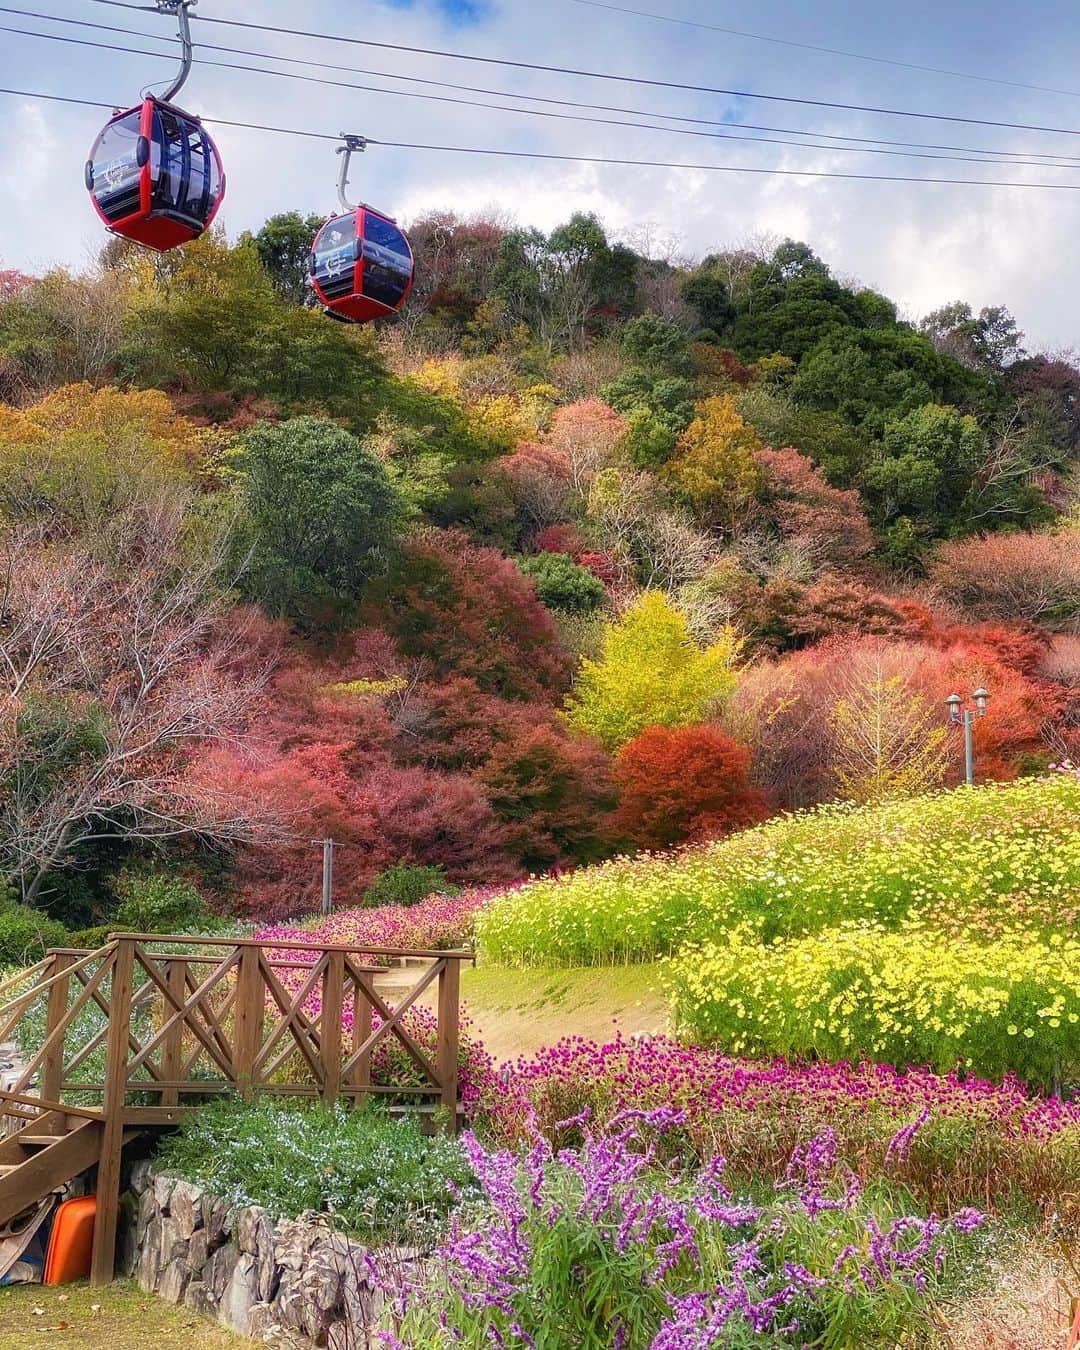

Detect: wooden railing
[0, 934, 471, 1281]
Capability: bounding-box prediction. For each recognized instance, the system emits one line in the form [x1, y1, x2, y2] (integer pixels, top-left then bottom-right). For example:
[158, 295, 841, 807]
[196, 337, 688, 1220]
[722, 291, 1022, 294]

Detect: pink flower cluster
[486, 1033, 1080, 1145]
[253, 884, 504, 957]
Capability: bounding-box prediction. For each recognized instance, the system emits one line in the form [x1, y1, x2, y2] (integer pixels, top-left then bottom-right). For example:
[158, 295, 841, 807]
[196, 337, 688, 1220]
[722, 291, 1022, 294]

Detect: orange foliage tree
[613, 723, 770, 850]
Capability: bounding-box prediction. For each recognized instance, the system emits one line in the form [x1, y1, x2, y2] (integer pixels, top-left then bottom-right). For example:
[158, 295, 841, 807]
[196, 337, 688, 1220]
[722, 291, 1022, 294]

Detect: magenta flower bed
[490, 1034, 1080, 1140]
[479, 1034, 1080, 1215]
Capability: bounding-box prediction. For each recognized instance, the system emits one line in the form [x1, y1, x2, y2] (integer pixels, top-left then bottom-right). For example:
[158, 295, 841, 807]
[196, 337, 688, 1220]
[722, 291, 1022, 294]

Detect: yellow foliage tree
[829, 656, 950, 804]
[0, 382, 208, 530]
[564, 590, 739, 750]
[662, 394, 766, 529]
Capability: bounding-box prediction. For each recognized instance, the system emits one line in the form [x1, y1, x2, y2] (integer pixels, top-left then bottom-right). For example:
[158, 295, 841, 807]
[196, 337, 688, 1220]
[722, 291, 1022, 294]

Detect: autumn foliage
[613, 724, 770, 849]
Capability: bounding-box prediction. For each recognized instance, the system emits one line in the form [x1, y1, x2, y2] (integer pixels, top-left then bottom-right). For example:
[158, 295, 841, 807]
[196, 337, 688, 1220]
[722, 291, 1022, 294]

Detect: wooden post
[40, 952, 73, 1105]
[320, 951, 344, 1106]
[159, 960, 186, 1109]
[233, 947, 263, 1099]
[350, 972, 373, 1101]
[91, 939, 134, 1285]
[435, 957, 460, 1134]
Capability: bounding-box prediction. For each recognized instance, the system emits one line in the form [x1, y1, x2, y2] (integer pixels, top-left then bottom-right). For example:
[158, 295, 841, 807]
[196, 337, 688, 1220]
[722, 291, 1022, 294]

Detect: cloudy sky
[2, 0, 1079, 351]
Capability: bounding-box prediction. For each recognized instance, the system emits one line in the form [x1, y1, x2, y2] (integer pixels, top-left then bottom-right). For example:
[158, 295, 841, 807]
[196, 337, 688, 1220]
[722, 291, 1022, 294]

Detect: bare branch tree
[0, 503, 284, 905]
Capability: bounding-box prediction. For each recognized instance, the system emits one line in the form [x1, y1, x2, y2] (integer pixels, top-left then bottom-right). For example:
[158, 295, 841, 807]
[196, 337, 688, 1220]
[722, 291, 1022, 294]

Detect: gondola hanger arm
[337, 133, 369, 212]
[156, 0, 196, 104]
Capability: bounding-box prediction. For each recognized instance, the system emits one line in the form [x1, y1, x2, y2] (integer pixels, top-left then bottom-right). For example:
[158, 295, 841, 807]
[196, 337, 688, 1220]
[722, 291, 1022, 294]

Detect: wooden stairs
[0, 1102, 142, 1230]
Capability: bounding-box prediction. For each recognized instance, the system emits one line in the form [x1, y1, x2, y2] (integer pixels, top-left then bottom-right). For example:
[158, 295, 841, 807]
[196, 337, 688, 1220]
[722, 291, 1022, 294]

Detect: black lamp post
[945, 688, 991, 786]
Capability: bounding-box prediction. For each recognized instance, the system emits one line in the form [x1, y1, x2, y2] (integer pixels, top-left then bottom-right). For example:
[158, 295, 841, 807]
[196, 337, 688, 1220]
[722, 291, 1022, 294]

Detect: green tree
[921, 301, 1025, 372]
[620, 313, 692, 374]
[242, 211, 325, 305]
[866, 403, 984, 531]
[734, 386, 870, 488]
[517, 552, 607, 613]
[790, 328, 983, 431]
[680, 265, 734, 338]
[117, 233, 386, 423]
[564, 591, 738, 749]
[237, 417, 403, 622]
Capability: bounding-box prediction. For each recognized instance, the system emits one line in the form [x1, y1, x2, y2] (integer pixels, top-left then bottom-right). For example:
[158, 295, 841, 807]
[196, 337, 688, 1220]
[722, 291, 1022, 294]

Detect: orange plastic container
[43, 1196, 96, 1285]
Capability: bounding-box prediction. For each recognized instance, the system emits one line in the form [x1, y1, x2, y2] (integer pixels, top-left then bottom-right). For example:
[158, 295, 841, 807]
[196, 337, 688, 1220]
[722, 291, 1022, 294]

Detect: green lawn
[0, 1281, 244, 1348]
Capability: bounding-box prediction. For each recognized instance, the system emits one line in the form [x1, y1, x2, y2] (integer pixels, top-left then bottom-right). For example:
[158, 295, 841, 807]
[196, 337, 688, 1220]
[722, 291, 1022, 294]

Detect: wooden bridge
[0, 933, 471, 1283]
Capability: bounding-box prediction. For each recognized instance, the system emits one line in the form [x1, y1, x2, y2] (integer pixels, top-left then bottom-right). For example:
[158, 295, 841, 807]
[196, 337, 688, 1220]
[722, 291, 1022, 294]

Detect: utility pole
[321, 838, 335, 916]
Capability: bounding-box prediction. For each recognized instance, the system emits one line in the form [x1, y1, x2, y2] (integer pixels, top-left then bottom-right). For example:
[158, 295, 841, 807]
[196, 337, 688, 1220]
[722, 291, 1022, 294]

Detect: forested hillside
[0, 210, 1077, 933]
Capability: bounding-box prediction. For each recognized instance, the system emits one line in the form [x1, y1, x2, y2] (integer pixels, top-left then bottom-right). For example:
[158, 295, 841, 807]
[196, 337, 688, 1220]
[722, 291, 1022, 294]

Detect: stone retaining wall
[119, 1162, 401, 1347]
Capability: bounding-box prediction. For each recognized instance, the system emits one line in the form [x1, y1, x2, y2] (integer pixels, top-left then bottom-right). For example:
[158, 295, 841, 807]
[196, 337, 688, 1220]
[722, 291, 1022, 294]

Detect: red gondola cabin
[85, 97, 224, 252]
[309, 208, 414, 323]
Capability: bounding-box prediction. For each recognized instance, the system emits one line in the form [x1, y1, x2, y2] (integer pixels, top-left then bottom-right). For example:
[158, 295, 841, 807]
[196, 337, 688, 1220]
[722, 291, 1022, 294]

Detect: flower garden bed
[475, 777, 1080, 966]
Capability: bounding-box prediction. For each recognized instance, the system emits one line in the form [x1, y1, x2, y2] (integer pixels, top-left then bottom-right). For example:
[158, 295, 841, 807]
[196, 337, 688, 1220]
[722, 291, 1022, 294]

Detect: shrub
[475, 776, 1080, 966]
[516, 552, 607, 614]
[110, 870, 209, 935]
[155, 1098, 477, 1245]
[931, 529, 1080, 632]
[65, 924, 116, 951]
[366, 527, 569, 702]
[238, 416, 404, 621]
[0, 904, 68, 966]
[612, 724, 770, 849]
[363, 863, 457, 910]
[666, 924, 1080, 1091]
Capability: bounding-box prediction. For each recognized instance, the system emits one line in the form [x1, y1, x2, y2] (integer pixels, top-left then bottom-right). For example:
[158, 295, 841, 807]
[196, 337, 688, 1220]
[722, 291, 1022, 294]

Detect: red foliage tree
[353, 765, 515, 884]
[366, 528, 570, 702]
[543, 399, 627, 492]
[575, 550, 620, 586]
[534, 523, 587, 555]
[612, 724, 771, 850]
[392, 675, 547, 773]
[497, 443, 572, 530]
[782, 578, 927, 649]
[475, 724, 617, 871]
[756, 446, 876, 571]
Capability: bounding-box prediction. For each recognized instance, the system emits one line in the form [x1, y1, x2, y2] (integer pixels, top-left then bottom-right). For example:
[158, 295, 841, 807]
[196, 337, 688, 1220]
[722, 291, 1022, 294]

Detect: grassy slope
[0, 1281, 243, 1349]
[459, 962, 668, 1060]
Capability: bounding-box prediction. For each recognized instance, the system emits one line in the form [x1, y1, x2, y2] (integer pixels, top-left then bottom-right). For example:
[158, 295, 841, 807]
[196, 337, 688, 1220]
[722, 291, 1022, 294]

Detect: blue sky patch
[382, 0, 492, 25]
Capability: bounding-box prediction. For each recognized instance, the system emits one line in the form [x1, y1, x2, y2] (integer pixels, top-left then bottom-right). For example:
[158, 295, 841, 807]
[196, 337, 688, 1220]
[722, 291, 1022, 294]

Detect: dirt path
[376, 960, 669, 1063]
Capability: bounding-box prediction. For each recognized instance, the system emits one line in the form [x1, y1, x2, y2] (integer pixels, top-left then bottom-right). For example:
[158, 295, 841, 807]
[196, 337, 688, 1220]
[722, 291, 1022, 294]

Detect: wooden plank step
[19, 1135, 67, 1146]
[0, 1120, 103, 1228]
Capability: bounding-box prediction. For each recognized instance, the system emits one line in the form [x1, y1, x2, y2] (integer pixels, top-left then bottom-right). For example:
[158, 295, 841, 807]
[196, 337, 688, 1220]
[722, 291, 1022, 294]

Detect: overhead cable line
[12, 23, 1080, 171]
[83, 0, 1080, 138]
[6, 83, 1080, 191]
[11, 7, 1080, 162]
[564, 0, 1080, 102]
